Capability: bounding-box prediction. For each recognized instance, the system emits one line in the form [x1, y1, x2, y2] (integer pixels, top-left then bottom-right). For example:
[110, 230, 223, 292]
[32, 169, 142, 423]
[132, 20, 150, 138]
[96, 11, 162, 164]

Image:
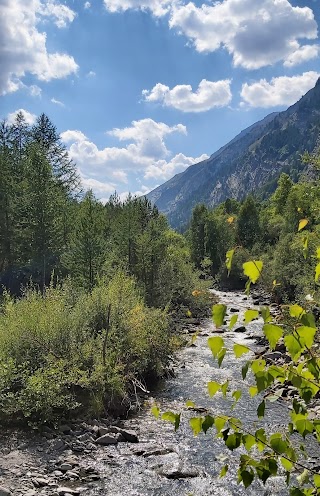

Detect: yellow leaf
[243, 261, 263, 284]
[298, 219, 308, 232]
[227, 216, 234, 224]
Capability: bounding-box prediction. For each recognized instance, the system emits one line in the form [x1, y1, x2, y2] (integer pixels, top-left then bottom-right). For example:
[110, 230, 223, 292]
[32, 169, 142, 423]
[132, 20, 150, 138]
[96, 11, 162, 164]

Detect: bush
[0, 273, 171, 423]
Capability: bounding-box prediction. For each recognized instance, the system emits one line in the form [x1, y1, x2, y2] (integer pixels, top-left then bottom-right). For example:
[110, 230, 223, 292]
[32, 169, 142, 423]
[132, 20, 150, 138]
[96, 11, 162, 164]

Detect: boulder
[95, 434, 118, 445]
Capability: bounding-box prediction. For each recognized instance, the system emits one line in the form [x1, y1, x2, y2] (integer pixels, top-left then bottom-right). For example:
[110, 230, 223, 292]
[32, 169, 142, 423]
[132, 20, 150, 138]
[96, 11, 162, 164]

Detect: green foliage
[0, 274, 171, 422]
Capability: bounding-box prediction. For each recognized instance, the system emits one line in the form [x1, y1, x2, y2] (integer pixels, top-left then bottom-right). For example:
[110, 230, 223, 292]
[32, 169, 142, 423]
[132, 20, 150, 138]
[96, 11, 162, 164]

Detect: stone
[98, 427, 109, 437]
[234, 326, 246, 333]
[0, 488, 12, 496]
[229, 307, 239, 313]
[57, 487, 80, 495]
[95, 434, 118, 445]
[109, 426, 139, 443]
[32, 478, 49, 487]
[60, 463, 73, 472]
[59, 425, 72, 434]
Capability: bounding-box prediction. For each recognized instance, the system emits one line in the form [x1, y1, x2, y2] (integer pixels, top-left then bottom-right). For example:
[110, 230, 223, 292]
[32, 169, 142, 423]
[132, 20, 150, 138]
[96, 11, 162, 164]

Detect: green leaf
[284, 334, 302, 361]
[226, 249, 234, 276]
[263, 324, 283, 350]
[151, 405, 160, 418]
[314, 474, 320, 488]
[208, 381, 220, 397]
[297, 469, 310, 485]
[244, 309, 259, 325]
[296, 326, 316, 349]
[225, 432, 242, 451]
[239, 469, 254, 488]
[233, 344, 250, 358]
[229, 314, 238, 329]
[243, 260, 263, 284]
[202, 415, 215, 434]
[260, 306, 272, 323]
[242, 361, 250, 379]
[243, 434, 255, 451]
[208, 336, 224, 358]
[186, 400, 196, 408]
[300, 312, 316, 328]
[232, 390, 242, 403]
[291, 413, 314, 438]
[212, 304, 227, 328]
[220, 464, 228, 477]
[281, 458, 293, 471]
[162, 412, 180, 431]
[257, 400, 266, 419]
[218, 347, 227, 368]
[315, 262, 320, 283]
[270, 434, 287, 454]
[189, 417, 203, 436]
[221, 380, 229, 396]
[249, 386, 258, 397]
[289, 304, 305, 319]
[214, 416, 227, 434]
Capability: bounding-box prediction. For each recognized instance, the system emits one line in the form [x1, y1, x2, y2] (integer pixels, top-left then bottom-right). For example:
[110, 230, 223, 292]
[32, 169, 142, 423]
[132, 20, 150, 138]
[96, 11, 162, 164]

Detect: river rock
[109, 426, 139, 443]
[98, 427, 109, 437]
[158, 461, 199, 479]
[57, 487, 81, 495]
[234, 326, 246, 333]
[229, 307, 239, 313]
[60, 463, 73, 472]
[0, 488, 12, 496]
[95, 434, 118, 445]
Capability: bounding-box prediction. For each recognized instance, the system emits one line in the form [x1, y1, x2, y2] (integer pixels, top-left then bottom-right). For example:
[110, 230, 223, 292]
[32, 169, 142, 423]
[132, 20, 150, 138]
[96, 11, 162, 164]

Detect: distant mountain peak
[147, 81, 320, 229]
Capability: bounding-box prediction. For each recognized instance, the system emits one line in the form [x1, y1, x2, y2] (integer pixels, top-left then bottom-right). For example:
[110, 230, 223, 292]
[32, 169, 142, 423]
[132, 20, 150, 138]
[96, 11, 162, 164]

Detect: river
[86, 290, 292, 496]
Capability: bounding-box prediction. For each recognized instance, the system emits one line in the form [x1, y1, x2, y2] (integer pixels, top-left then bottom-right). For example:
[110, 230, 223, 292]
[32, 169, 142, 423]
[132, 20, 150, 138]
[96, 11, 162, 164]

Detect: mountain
[147, 79, 320, 229]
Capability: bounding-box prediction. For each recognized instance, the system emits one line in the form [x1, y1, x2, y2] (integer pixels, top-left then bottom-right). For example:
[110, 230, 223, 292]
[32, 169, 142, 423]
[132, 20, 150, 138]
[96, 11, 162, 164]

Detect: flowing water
[86, 291, 297, 495]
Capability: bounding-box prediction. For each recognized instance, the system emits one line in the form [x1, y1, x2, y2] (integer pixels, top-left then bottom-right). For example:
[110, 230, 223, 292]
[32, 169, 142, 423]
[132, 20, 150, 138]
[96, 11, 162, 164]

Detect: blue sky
[1, 0, 320, 201]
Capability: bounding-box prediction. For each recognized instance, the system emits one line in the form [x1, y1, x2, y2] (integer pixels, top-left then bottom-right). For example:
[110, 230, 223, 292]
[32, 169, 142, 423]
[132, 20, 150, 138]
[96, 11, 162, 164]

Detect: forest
[0, 111, 210, 423]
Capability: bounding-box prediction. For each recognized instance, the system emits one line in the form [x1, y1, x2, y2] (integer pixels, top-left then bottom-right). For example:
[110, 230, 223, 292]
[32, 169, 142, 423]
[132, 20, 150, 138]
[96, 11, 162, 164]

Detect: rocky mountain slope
[147, 79, 320, 228]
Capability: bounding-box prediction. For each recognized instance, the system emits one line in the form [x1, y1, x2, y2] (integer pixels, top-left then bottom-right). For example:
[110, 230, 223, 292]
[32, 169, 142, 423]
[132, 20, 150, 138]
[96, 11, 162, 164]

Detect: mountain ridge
[147, 80, 320, 228]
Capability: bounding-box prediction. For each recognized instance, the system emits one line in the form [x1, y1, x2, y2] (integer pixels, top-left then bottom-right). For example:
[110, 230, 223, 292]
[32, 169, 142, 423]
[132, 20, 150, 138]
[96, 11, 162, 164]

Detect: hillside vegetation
[0, 112, 211, 423]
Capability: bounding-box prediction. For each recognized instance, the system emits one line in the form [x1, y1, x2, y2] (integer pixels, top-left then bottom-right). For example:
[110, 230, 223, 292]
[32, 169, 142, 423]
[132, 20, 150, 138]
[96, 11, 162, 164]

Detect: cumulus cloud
[61, 118, 208, 198]
[143, 79, 232, 112]
[240, 71, 320, 108]
[81, 177, 116, 196]
[284, 44, 319, 67]
[86, 71, 96, 77]
[103, 0, 172, 17]
[39, 1, 76, 28]
[7, 109, 37, 125]
[169, 0, 318, 69]
[0, 0, 78, 95]
[84, 1, 91, 9]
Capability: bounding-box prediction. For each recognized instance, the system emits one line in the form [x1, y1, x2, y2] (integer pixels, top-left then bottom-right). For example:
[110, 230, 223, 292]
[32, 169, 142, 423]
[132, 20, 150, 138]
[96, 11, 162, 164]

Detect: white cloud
[143, 79, 232, 112]
[86, 71, 96, 77]
[61, 119, 207, 195]
[81, 176, 116, 196]
[7, 109, 37, 125]
[84, 1, 91, 9]
[39, 1, 76, 28]
[103, 0, 172, 17]
[169, 0, 318, 69]
[144, 152, 209, 180]
[240, 71, 320, 108]
[51, 97, 65, 107]
[29, 84, 42, 97]
[284, 44, 319, 67]
[0, 0, 78, 95]
[61, 130, 88, 143]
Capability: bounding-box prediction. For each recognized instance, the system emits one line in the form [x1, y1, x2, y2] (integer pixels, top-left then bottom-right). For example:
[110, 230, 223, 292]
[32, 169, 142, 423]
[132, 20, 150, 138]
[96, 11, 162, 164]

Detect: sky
[1, 0, 320, 202]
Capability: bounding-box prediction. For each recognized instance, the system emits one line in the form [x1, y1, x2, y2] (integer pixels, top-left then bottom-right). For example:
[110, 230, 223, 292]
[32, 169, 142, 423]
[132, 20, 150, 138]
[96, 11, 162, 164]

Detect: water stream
[86, 291, 295, 495]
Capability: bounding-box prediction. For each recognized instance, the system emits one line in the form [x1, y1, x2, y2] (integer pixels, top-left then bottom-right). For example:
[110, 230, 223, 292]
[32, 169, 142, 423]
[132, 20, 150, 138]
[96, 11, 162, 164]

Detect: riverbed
[0, 290, 315, 496]
[85, 290, 291, 496]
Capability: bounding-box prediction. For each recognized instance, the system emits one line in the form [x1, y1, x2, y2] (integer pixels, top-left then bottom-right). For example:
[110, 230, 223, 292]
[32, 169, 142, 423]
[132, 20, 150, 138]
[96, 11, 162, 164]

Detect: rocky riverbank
[1, 289, 319, 496]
